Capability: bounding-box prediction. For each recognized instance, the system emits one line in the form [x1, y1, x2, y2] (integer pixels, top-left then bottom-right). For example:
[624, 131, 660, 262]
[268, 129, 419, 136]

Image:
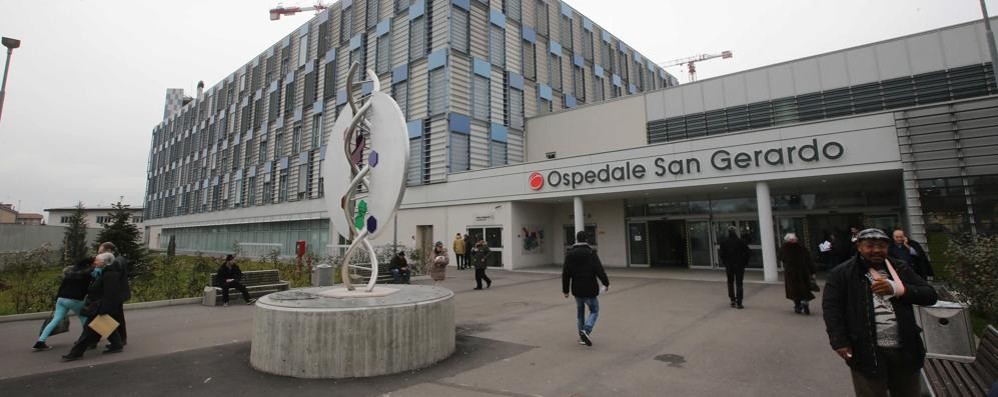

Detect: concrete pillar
[756, 181, 778, 282]
[573, 196, 584, 238]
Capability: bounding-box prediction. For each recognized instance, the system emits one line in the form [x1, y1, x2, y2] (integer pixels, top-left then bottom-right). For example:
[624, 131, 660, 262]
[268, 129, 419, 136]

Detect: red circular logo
[528, 172, 544, 190]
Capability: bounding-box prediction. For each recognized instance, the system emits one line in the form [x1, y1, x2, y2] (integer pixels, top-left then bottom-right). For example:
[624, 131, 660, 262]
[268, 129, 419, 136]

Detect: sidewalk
[0, 268, 851, 396]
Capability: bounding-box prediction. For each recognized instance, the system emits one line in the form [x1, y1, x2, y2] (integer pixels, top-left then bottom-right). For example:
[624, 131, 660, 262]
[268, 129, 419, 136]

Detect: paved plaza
[0, 268, 852, 396]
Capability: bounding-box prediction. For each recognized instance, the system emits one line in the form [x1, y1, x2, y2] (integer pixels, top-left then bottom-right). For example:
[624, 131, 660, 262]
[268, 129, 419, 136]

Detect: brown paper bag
[88, 314, 120, 338]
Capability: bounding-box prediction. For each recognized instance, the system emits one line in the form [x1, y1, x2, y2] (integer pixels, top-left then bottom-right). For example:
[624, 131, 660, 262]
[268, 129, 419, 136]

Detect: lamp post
[0, 36, 22, 123]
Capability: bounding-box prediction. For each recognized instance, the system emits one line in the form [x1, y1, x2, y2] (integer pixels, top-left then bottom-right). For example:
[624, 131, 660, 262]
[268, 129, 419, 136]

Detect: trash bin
[313, 263, 334, 287]
[918, 300, 976, 356]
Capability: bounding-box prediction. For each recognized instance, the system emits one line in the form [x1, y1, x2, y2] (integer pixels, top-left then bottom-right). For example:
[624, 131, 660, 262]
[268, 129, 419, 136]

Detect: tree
[93, 202, 146, 267]
[62, 202, 89, 265]
[945, 234, 998, 324]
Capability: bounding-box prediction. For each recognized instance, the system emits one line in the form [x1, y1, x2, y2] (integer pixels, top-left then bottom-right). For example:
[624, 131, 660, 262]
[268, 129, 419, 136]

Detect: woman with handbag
[779, 233, 817, 315]
[32, 257, 95, 351]
[428, 241, 449, 282]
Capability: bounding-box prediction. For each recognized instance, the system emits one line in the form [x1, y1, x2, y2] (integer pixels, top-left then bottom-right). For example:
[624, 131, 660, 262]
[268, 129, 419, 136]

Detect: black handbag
[809, 275, 821, 292]
[39, 313, 70, 336]
[80, 299, 101, 317]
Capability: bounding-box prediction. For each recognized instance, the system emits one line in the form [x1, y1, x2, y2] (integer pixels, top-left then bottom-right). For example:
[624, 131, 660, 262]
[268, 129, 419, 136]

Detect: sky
[0, 0, 994, 219]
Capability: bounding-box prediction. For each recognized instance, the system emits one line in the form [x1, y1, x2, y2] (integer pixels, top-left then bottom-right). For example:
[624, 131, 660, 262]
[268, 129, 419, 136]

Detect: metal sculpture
[322, 62, 409, 292]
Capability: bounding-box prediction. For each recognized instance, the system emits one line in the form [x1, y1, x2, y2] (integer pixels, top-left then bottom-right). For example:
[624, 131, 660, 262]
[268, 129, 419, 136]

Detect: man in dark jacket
[63, 252, 127, 361]
[216, 255, 255, 306]
[562, 231, 609, 347]
[390, 251, 410, 284]
[719, 226, 750, 309]
[472, 240, 493, 289]
[97, 242, 130, 345]
[889, 229, 933, 280]
[822, 228, 937, 396]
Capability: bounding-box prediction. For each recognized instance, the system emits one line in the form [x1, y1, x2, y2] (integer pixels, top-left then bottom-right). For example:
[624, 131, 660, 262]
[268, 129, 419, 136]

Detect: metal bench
[204, 269, 290, 306]
[922, 324, 998, 396]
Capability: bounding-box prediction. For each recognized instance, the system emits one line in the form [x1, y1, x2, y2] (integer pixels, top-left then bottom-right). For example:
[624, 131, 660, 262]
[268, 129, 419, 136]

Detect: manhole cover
[269, 291, 318, 300]
[654, 354, 686, 368]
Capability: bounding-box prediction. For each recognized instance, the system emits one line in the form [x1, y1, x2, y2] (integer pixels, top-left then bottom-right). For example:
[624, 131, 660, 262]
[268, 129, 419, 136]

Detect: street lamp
[0, 36, 22, 124]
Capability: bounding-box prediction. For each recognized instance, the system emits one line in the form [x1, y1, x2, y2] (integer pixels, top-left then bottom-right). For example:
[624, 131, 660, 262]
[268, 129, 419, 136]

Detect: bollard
[313, 263, 334, 287]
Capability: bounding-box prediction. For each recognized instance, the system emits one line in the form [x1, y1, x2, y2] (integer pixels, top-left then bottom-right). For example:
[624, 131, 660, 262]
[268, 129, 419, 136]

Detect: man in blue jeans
[562, 231, 610, 347]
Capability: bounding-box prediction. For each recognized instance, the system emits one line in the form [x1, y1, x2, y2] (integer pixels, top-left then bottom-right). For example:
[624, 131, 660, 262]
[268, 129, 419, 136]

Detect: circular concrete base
[250, 285, 455, 379]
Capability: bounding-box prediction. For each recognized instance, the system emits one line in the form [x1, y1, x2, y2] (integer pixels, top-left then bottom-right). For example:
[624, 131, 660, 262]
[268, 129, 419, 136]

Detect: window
[297, 164, 308, 198]
[509, 87, 524, 129]
[304, 64, 317, 107]
[366, 0, 378, 28]
[549, 54, 561, 90]
[323, 62, 336, 100]
[244, 138, 254, 167]
[281, 48, 290, 76]
[376, 35, 391, 74]
[450, 132, 470, 172]
[317, 22, 329, 58]
[535, 0, 548, 35]
[490, 141, 507, 166]
[582, 30, 593, 60]
[396, 0, 410, 13]
[522, 42, 536, 79]
[292, 125, 302, 155]
[284, 79, 295, 114]
[310, 114, 321, 149]
[253, 98, 263, 127]
[505, 0, 521, 21]
[278, 169, 288, 202]
[96, 216, 111, 224]
[538, 97, 552, 114]
[350, 46, 366, 83]
[247, 176, 257, 205]
[269, 90, 280, 121]
[602, 41, 613, 73]
[259, 140, 268, 163]
[263, 180, 272, 204]
[489, 26, 505, 66]
[472, 74, 490, 120]
[393, 81, 409, 118]
[560, 16, 572, 49]
[60, 216, 71, 224]
[341, 6, 353, 40]
[275, 131, 284, 158]
[429, 68, 447, 115]
[298, 35, 309, 67]
[451, 7, 469, 53]
[408, 137, 422, 185]
[132, 216, 143, 223]
[573, 66, 585, 101]
[409, 16, 426, 60]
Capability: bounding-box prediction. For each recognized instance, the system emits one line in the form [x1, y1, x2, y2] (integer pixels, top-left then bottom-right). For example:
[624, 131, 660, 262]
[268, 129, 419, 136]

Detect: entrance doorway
[712, 220, 763, 269]
[648, 220, 687, 267]
[416, 225, 433, 269]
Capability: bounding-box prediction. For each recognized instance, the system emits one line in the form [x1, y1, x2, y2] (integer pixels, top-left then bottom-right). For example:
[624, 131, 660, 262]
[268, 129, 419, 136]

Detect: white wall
[526, 94, 647, 162]
[509, 201, 557, 268]
[550, 199, 627, 267]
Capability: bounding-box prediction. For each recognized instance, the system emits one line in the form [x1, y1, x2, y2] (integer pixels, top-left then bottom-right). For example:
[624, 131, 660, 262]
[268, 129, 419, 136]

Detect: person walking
[719, 226, 750, 309]
[453, 233, 466, 270]
[96, 242, 130, 345]
[562, 231, 609, 347]
[472, 239, 492, 290]
[889, 229, 933, 281]
[428, 241, 449, 282]
[822, 228, 938, 396]
[33, 257, 94, 351]
[215, 255, 256, 306]
[62, 252, 126, 361]
[780, 233, 816, 315]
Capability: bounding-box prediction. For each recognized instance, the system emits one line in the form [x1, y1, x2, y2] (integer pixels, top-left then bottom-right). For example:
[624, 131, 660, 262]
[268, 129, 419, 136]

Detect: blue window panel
[317, 8, 330, 23]
[449, 113, 471, 133]
[539, 84, 552, 100]
[392, 64, 409, 83]
[612, 74, 622, 87]
[473, 58, 491, 77]
[361, 81, 374, 95]
[549, 40, 561, 55]
[628, 84, 636, 94]
[349, 34, 364, 50]
[428, 49, 447, 70]
[407, 120, 422, 138]
[324, 48, 336, 64]
[336, 89, 347, 103]
[279, 156, 289, 170]
[647, 59, 655, 70]
[601, 31, 611, 42]
[314, 100, 324, 114]
[594, 64, 604, 78]
[276, 116, 285, 128]
[660, 69, 667, 79]
[293, 107, 303, 122]
[490, 123, 507, 142]
[285, 71, 296, 83]
[409, 0, 425, 18]
[376, 19, 391, 37]
[634, 52, 642, 63]
[489, 9, 506, 27]
[320, 145, 327, 160]
[561, 2, 572, 17]
[282, 36, 292, 48]
[452, 0, 470, 11]
[298, 24, 310, 37]
[266, 47, 275, 57]
[248, 167, 257, 177]
[270, 81, 280, 92]
[618, 41, 626, 51]
[342, 0, 352, 8]
[565, 94, 576, 108]
[522, 26, 536, 43]
[573, 54, 583, 67]
[299, 151, 309, 164]
[508, 72, 524, 90]
[304, 61, 314, 74]
[582, 17, 592, 31]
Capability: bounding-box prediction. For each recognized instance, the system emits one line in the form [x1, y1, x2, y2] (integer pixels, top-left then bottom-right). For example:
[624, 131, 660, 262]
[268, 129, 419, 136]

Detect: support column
[573, 196, 584, 238]
[756, 181, 778, 282]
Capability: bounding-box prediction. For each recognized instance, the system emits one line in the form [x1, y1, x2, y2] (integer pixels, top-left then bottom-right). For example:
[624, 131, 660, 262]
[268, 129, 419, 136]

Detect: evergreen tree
[63, 202, 89, 265]
[93, 202, 145, 264]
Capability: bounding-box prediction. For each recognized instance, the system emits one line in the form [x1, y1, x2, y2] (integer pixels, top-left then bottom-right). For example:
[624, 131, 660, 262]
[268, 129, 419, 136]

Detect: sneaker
[473, 287, 483, 290]
[486, 280, 492, 288]
[579, 330, 592, 346]
[579, 339, 587, 345]
[223, 302, 229, 307]
[246, 298, 257, 305]
[61, 354, 81, 362]
[32, 341, 52, 351]
[730, 301, 736, 308]
[736, 302, 744, 309]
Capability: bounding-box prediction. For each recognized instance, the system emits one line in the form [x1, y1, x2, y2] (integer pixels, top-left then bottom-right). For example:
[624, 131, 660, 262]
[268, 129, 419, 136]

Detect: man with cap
[215, 255, 255, 306]
[822, 228, 937, 396]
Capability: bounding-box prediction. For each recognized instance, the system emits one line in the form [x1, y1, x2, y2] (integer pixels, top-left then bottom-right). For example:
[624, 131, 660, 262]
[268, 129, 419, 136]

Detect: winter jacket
[719, 234, 750, 269]
[57, 258, 94, 301]
[429, 247, 449, 281]
[472, 245, 491, 270]
[215, 264, 243, 285]
[562, 243, 609, 298]
[888, 240, 933, 279]
[780, 242, 815, 301]
[822, 254, 938, 377]
[85, 259, 130, 315]
[453, 237, 466, 255]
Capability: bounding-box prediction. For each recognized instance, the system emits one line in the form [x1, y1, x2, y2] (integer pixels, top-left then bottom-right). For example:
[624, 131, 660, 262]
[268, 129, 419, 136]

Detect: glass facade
[161, 219, 329, 258]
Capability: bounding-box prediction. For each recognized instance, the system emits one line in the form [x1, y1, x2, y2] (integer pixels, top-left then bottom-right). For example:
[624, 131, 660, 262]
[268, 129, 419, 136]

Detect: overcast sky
[0, 0, 994, 219]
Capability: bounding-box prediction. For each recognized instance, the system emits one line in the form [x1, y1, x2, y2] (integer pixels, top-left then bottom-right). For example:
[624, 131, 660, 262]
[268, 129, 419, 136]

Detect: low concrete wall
[0, 297, 201, 323]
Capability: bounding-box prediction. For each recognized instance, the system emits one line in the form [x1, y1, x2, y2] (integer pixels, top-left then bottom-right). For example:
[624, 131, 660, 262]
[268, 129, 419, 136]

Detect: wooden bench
[922, 324, 998, 396]
[204, 269, 290, 306]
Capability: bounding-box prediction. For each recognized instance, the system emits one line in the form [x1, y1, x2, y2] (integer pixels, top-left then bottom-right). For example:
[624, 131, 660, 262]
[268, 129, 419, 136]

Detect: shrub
[944, 234, 998, 324]
[0, 245, 62, 314]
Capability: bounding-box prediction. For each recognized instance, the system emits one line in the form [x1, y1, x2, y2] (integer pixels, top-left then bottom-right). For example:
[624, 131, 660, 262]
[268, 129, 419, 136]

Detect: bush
[944, 234, 998, 324]
[0, 245, 62, 314]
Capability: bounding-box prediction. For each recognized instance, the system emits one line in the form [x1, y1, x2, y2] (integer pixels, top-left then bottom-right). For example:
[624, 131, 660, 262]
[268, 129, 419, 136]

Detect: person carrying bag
[32, 257, 94, 351]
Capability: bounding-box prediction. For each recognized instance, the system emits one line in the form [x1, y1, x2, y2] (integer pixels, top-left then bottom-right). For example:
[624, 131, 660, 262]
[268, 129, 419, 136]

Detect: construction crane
[661, 51, 733, 83]
[269, 2, 329, 20]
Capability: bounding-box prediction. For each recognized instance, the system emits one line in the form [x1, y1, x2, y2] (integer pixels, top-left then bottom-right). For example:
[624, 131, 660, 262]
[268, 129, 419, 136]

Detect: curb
[0, 297, 202, 323]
